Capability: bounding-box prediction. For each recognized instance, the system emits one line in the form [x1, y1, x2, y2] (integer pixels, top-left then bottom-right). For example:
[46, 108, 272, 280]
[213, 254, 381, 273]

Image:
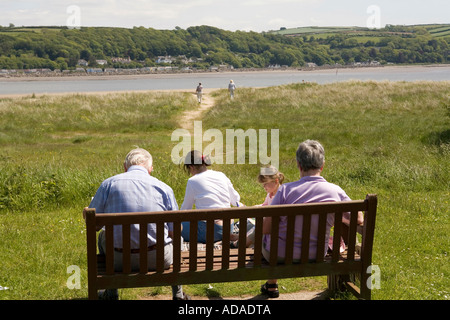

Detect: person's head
[124, 147, 153, 173]
[258, 165, 284, 195]
[296, 140, 325, 175]
[183, 150, 211, 175]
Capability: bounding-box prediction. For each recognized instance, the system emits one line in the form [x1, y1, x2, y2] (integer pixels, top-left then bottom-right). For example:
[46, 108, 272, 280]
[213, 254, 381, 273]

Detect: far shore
[1, 63, 449, 83]
[0, 64, 448, 99]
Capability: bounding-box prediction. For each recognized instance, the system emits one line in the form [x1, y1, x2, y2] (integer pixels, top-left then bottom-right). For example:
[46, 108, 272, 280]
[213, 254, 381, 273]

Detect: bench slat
[221, 218, 231, 269]
[238, 219, 247, 268]
[189, 221, 197, 271]
[253, 216, 263, 267]
[332, 212, 343, 262]
[346, 211, 359, 261]
[284, 215, 296, 265]
[301, 214, 312, 264]
[105, 223, 114, 275]
[139, 223, 148, 273]
[172, 221, 181, 273]
[206, 219, 215, 270]
[316, 213, 327, 262]
[269, 216, 280, 267]
[122, 224, 131, 274]
[156, 222, 165, 273]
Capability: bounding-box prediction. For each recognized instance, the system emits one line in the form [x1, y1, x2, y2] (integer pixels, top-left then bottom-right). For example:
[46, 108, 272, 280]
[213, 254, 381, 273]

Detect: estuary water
[0, 64, 449, 96]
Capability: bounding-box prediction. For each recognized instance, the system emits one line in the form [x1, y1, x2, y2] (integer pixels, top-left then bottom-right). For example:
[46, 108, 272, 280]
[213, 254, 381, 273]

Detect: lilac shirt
[264, 175, 351, 260]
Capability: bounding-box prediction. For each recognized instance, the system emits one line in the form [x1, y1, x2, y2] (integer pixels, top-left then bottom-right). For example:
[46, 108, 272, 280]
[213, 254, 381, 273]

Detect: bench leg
[360, 279, 372, 300]
[328, 273, 370, 300]
[88, 286, 98, 300]
[327, 274, 346, 295]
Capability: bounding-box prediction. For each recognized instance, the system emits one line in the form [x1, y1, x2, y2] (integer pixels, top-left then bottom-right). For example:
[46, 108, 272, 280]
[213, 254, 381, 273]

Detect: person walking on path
[228, 80, 236, 99]
[196, 82, 203, 103]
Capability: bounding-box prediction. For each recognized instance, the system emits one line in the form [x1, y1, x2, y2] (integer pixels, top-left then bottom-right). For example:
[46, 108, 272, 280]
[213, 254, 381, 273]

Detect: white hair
[124, 148, 153, 170]
[296, 140, 325, 171]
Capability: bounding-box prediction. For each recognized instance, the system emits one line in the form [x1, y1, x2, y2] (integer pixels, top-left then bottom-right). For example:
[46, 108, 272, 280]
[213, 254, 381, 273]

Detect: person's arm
[263, 186, 284, 234]
[338, 190, 364, 226]
[165, 188, 179, 238]
[180, 181, 195, 210]
[226, 177, 240, 206]
[261, 193, 270, 206]
[87, 184, 107, 231]
[342, 211, 364, 226]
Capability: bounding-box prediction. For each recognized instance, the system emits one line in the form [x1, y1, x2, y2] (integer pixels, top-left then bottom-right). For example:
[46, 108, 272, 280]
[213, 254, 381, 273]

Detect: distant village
[0, 54, 382, 77]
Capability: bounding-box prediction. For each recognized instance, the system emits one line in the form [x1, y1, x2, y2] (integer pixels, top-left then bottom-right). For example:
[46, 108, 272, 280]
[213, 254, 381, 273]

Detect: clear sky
[1, 0, 449, 32]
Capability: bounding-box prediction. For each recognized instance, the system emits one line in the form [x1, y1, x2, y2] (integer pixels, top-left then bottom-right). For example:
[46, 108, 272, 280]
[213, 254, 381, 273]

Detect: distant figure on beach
[196, 82, 203, 103]
[228, 80, 236, 99]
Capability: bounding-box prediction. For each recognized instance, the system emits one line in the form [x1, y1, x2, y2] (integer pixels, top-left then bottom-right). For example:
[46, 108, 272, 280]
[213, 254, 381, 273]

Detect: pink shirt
[261, 192, 275, 206]
[264, 175, 351, 260]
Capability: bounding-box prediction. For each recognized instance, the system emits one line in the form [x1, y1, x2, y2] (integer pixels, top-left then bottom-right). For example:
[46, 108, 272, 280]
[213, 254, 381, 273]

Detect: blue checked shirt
[89, 165, 178, 249]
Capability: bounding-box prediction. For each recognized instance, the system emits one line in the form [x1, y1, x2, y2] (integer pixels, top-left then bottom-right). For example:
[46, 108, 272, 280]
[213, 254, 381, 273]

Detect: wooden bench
[84, 194, 377, 300]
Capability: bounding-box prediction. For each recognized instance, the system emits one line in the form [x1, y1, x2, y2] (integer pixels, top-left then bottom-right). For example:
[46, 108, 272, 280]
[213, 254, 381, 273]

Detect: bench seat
[84, 194, 377, 299]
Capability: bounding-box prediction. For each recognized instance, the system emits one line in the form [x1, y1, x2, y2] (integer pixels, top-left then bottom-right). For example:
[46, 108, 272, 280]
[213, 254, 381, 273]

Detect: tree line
[0, 25, 448, 70]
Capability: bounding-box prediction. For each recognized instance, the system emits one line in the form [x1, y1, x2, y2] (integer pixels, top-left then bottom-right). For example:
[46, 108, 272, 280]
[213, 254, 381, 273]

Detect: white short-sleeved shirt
[181, 170, 240, 210]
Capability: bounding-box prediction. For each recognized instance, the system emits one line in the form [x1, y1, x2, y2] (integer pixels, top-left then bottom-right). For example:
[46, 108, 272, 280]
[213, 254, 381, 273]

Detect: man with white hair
[86, 147, 189, 300]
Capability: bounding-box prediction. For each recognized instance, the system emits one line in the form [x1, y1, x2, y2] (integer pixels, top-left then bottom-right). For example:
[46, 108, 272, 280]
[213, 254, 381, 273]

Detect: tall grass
[203, 81, 450, 300]
[0, 81, 448, 300]
[0, 91, 197, 299]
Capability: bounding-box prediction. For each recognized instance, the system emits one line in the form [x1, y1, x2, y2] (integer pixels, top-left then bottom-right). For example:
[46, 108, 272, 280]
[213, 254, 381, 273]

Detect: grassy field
[0, 80, 448, 300]
[270, 24, 450, 39]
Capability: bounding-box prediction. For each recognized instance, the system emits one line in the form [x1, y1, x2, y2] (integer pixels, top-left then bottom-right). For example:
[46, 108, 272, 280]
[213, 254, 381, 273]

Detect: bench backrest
[85, 194, 377, 280]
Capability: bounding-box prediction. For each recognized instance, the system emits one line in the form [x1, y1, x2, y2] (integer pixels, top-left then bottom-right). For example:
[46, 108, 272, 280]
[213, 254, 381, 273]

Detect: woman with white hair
[260, 140, 363, 298]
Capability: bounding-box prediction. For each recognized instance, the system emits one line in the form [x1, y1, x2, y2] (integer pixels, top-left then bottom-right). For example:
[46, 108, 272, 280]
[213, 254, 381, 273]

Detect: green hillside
[0, 24, 448, 71]
[270, 24, 450, 38]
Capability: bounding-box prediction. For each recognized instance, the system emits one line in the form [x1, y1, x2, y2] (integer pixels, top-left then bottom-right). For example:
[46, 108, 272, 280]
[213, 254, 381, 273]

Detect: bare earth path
[179, 89, 216, 130]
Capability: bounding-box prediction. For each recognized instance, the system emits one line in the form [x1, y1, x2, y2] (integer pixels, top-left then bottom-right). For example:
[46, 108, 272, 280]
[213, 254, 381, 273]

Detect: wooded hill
[0, 24, 448, 70]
